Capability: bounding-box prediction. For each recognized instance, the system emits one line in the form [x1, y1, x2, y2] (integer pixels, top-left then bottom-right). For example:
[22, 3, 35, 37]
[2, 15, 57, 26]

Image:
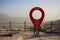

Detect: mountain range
[0, 13, 30, 23]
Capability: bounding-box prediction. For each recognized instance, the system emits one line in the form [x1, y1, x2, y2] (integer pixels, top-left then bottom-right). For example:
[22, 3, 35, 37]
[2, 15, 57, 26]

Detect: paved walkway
[0, 31, 60, 40]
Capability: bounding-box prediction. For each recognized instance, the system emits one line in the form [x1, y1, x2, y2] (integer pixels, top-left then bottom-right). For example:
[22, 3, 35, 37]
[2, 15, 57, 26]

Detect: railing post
[51, 21, 53, 32]
[9, 21, 11, 30]
[24, 21, 26, 31]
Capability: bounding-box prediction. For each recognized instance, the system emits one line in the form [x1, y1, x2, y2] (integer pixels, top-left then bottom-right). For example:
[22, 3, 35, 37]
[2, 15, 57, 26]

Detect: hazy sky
[0, 0, 60, 21]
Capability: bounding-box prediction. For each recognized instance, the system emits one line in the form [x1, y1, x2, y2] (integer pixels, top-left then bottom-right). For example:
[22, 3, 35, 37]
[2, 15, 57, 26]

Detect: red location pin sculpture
[29, 7, 45, 30]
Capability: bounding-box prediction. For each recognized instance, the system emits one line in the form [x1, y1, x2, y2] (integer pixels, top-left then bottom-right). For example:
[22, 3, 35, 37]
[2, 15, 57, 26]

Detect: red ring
[29, 7, 45, 20]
